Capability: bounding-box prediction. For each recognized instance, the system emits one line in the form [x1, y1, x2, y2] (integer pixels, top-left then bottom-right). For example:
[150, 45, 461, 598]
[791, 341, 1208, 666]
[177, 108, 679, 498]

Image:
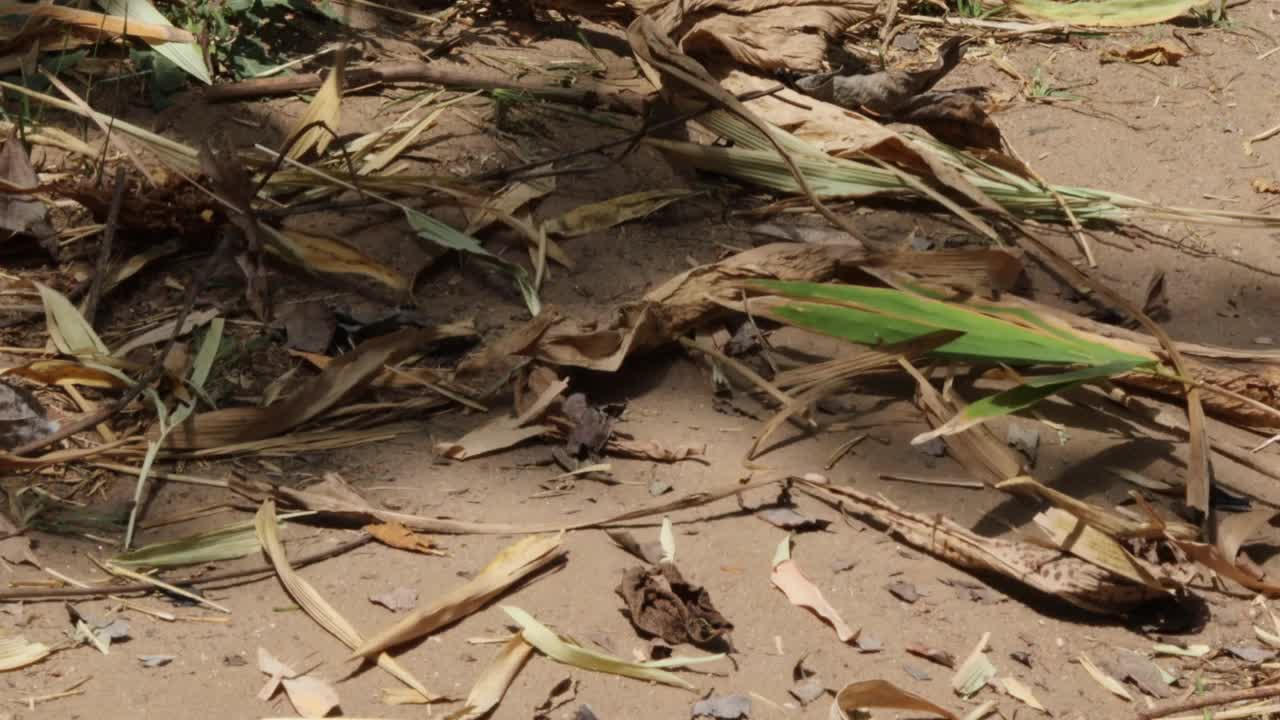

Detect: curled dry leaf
[631, 0, 865, 73]
[364, 521, 445, 556]
[1101, 40, 1185, 66]
[831, 679, 958, 720]
[770, 536, 856, 643]
[617, 562, 734, 647]
[352, 533, 566, 659]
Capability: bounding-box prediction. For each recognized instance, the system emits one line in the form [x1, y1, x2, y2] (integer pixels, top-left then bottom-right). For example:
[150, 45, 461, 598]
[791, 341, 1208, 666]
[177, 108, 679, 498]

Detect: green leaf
[750, 279, 1152, 367]
[916, 360, 1149, 442]
[96, 0, 211, 84]
[404, 209, 540, 317]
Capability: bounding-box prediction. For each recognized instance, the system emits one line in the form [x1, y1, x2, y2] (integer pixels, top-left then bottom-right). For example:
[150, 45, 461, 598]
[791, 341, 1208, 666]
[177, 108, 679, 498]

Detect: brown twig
[1136, 683, 1280, 720]
[82, 165, 127, 328]
[0, 535, 372, 602]
[204, 62, 646, 115]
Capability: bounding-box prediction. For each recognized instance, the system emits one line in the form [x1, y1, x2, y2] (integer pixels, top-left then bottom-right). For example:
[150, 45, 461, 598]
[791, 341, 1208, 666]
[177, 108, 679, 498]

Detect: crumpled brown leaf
[617, 562, 733, 647]
[792, 39, 1000, 148]
[1100, 40, 1185, 66]
[626, 0, 872, 73]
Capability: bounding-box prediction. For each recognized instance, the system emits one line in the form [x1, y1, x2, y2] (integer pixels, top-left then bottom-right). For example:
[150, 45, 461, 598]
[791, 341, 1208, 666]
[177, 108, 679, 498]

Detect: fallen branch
[1136, 684, 1280, 720]
[0, 534, 372, 601]
[204, 62, 647, 114]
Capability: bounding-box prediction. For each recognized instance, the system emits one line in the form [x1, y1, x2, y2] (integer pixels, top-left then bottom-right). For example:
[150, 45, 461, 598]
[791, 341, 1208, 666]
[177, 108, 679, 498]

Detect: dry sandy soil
[6, 4, 1280, 720]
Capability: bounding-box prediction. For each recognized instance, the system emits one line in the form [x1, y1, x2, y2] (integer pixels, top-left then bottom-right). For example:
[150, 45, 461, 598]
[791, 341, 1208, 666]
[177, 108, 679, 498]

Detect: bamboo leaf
[34, 281, 108, 357]
[543, 189, 698, 238]
[503, 605, 722, 690]
[0, 635, 50, 671]
[915, 360, 1149, 441]
[95, 0, 210, 84]
[404, 208, 540, 316]
[112, 512, 308, 568]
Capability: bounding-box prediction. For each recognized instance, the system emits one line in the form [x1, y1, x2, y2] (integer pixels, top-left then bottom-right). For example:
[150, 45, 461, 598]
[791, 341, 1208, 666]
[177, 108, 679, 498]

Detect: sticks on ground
[1136, 684, 1280, 720]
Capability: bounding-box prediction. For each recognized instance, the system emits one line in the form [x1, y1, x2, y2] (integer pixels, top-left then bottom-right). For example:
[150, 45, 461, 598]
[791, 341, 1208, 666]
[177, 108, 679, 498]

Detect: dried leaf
[1078, 652, 1131, 702]
[435, 377, 568, 459]
[11, 4, 195, 41]
[659, 516, 676, 563]
[257, 647, 299, 701]
[281, 675, 340, 718]
[544, 189, 698, 238]
[265, 228, 410, 297]
[503, 605, 722, 690]
[0, 140, 52, 242]
[770, 536, 856, 643]
[1032, 508, 1168, 591]
[952, 634, 996, 697]
[96, 0, 210, 83]
[1252, 178, 1280, 194]
[1152, 643, 1210, 658]
[35, 281, 108, 357]
[113, 308, 219, 357]
[1012, 0, 1207, 26]
[0, 635, 50, 671]
[113, 513, 304, 568]
[165, 327, 452, 449]
[446, 635, 535, 720]
[352, 534, 566, 659]
[831, 679, 958, 720]
[691, 694, 750, 719]
[1000, 475, 1194, 540]
[254, 501, 438, 700]
[364, 521, 444, 556]
[6, 359, 129, 389]
[617, 563, 733, 647]
[285, 62, 342, 159]
[999, 677, 1047, 712]
[1101, 40, 1185, 66]
[907, 644, 956, 669]
[795, 38, 963, 116]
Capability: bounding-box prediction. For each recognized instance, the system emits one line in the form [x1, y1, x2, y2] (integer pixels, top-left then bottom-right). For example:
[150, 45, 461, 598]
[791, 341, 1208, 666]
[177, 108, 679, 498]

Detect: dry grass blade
[504, 605, 723, 690]
[352, 534, 566, 659]
[445, 635, 535, 720]
[112, 512, 310, 568]
[1032, 508, 1168, 591]
[285, 55, 343, 160]
[254, 501, 439, 700]
[997, 476, 1195, 539]
[832, 679, 958, 720]
[543, 189, 699, 238]
[95, 0, 211, 83]
[101, 562, 231, 613]
[164, 327, 449, 450]
[0, 3, 195, 41]
[435, 377, 568, 460]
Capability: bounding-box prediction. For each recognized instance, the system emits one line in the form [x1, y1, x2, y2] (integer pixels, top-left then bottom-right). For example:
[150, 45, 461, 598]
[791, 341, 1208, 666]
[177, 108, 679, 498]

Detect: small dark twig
[82, 165, 128, 328]
[0, 534, 373, 601]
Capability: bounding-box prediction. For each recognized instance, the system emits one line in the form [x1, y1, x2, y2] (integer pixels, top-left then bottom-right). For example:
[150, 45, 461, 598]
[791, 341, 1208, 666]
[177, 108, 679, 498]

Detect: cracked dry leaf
[831, 679, 958, 720]
[770, 536, 856, 643]
[352, 534, 566, 659]
[435, 377, 568, 460]
[952, 634, 995, 697]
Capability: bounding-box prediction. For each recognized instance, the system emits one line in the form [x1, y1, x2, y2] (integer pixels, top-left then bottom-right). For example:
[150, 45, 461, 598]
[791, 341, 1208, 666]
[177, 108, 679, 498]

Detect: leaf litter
[9, 0, 1280, 718]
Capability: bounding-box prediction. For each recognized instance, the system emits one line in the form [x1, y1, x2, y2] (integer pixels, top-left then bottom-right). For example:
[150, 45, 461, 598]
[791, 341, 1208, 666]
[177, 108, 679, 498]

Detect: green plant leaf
[915, 360, 1149, 441]
[404, 208, 540, 316]
[96, 0, 211, 84]
[749, 280, 1152, 367]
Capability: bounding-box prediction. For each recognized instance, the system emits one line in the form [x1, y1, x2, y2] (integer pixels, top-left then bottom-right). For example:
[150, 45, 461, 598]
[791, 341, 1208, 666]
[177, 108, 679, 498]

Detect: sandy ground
[6, 5, 1280, 720]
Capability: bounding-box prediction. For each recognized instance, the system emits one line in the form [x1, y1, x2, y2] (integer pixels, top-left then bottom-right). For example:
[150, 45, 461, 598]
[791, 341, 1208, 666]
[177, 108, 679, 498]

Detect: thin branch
[1136, 683, 1280, 720]
[82, 165, 127, 328]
